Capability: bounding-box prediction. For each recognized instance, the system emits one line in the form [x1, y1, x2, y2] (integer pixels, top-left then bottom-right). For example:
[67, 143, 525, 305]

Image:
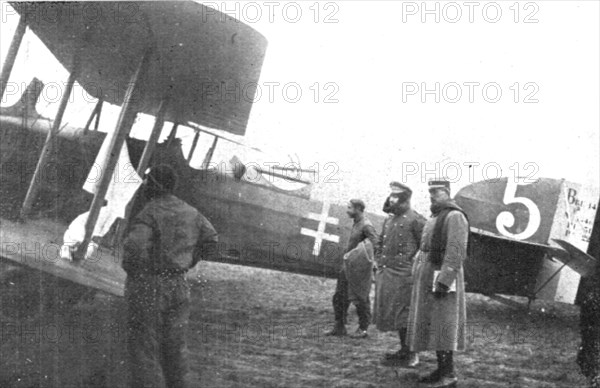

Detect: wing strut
[0, 14, 26, 99]
[201, 137, 219, 169]
[74, 47, 154, 261]
[110, 99, 170, 248]
[531, 253, 571, 299]
[137, 99, 170, 175]
[187, 131, 201, 163]
[21, 52, 81, 217]
[531, 239, 597, 301]
[83, 98, 104, 134]
[165, 122, 179, 146]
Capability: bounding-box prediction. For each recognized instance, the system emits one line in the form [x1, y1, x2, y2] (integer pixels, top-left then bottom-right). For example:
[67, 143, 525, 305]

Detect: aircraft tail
[0, 78, 44, 118]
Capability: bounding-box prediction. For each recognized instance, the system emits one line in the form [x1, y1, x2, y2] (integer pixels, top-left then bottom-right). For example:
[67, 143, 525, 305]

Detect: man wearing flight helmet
[122, 164, 218, 388]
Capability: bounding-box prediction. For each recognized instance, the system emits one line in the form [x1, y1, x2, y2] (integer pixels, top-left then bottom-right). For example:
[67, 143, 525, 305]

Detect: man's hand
[433, 282, 450, 299]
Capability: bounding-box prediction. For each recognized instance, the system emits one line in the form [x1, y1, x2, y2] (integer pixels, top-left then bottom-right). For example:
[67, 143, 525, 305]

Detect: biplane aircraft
[0, 2, 597, 306]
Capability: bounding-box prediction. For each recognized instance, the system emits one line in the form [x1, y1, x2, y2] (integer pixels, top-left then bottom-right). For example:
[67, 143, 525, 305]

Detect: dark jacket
[346, 214, 379, 253]
[376, 208, 426, 273]
[122, 194, 218, 276]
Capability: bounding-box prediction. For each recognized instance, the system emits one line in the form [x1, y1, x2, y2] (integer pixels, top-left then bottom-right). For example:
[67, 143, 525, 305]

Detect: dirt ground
[0, 261, 590, 388]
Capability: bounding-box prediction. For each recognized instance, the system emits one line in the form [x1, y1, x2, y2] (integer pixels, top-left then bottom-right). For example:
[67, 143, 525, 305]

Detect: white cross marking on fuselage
[300, 201, 340, 256]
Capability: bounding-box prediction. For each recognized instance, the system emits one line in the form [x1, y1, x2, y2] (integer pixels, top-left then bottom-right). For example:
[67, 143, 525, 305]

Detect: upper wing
[12, 1, 268, 136]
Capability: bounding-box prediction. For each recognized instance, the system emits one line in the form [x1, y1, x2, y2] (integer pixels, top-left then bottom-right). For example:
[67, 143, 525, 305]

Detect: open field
[0, 261, 589, 387]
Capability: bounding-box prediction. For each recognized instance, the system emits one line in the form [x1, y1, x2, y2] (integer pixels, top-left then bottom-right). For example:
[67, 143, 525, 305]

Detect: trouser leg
[126, 280, 165, 388]
[355, 295, 371, 330]
[332, 271, 350, 326]
[161, 300, 190, 388]
[161, 278, 191, 388]
[399, 328, 407, 349]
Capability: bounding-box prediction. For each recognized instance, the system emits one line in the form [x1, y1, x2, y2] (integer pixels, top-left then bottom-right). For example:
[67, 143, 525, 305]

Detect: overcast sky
[1, 1, 598, 214]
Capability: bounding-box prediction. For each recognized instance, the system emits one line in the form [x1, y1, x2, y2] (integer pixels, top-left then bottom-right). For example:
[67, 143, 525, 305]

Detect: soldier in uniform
[407, 180, 469, 388]
[374, 182, 425, 366]
[578, 199, 600, 388]
[122, 165, 219, 388]
[326, 199, 379, 337]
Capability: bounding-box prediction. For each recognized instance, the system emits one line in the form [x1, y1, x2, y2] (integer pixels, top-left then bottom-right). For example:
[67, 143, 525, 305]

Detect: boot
[429, 375, 458, 388]
[382, 350, 419, 367]
[420, 351, 457, 387]
[418, 351, 443, 384]
[383, 328, 420, 367]
[325, 323, 347, 337]
[405, 352, 420, 368]
[384, 328, 410, 360]
[349, 327, 368, 339]
[441, 351, 455, 377]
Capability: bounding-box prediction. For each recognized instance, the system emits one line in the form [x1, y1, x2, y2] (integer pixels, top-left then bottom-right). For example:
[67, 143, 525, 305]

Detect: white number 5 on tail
[496, 179, 541, 240]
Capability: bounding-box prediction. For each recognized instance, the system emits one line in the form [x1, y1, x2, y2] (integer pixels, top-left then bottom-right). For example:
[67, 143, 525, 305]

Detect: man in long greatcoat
[407, 180, 469, 388]
[374, 182, 425, 367]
